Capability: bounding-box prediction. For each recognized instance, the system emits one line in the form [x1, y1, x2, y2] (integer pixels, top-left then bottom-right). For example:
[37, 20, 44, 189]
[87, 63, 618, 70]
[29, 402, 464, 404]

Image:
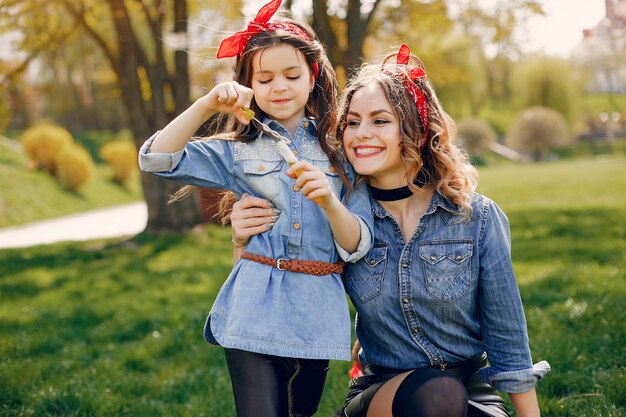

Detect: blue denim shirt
[139, 118, 373, 360]
[345, 191, 547, 392]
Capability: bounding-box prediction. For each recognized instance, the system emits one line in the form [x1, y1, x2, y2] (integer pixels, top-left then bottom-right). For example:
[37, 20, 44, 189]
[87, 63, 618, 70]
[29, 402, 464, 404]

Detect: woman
[230, 44, 549, 417]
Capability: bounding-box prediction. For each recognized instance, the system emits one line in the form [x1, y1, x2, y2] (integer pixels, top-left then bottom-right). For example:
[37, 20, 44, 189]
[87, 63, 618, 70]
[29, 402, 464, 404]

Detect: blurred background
[0, 1, 624, 416]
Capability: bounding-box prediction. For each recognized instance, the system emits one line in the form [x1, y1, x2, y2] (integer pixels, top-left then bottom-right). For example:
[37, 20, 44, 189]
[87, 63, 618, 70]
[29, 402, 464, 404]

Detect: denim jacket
[139, 118, 373, 360]
[345, 191, 549, 392]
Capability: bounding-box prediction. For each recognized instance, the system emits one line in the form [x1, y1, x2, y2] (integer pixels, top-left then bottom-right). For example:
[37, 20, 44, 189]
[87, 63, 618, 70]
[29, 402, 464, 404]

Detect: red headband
[216, 0, 319, 79]
[387, 44, 429, 141]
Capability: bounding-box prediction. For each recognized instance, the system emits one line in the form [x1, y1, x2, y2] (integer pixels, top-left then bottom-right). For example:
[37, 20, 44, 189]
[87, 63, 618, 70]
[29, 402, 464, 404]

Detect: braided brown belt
[240, 252, 344, 276]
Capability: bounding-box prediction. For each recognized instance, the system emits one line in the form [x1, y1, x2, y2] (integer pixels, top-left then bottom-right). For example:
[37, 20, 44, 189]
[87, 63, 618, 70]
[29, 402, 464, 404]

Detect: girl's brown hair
[336, 50, 478, 218]
[171, 13, 347, 223]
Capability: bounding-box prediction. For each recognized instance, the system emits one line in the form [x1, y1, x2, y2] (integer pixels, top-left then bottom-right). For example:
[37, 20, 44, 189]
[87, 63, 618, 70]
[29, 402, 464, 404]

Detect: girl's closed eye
[373, 119, 391, 125]
[346, 119, 361, 128]
[258, 77, 273, 84]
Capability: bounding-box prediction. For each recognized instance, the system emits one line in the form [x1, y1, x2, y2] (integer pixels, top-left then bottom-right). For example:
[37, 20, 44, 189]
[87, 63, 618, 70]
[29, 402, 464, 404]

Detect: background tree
[0, 0, 242, 231]
[510, 56, 581, 124]
[506, 106, 571, 161]
[456, 117, 497, 159]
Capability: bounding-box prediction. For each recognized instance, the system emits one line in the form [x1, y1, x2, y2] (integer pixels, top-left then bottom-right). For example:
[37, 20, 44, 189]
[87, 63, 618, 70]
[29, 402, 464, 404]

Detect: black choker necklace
[369, 170, 428, 201]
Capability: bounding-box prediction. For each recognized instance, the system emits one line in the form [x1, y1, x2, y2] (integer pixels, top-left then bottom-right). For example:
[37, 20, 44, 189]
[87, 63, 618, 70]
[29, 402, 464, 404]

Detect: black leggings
[224, 348, 329, 417]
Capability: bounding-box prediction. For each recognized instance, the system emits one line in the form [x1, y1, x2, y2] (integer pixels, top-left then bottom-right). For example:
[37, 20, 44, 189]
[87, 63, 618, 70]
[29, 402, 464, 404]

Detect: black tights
[224, 348, 329, 417]
[391, 368, 469, 417]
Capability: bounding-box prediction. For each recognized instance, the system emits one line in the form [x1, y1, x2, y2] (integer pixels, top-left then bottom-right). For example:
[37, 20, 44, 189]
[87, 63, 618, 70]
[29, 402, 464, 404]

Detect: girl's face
[251, 43, 315, 133]
[343, 83, 407, 189]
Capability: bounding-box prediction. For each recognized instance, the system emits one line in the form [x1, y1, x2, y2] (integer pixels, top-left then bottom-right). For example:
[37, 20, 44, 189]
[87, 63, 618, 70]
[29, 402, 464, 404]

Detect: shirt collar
[263, 117, 318, 139]
[371, 189, 460, 219]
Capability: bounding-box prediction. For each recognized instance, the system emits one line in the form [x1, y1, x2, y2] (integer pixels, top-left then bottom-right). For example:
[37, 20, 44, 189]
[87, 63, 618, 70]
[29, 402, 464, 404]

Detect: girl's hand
[286, 161, 340, 210]
[201, 81, 254, 124]
[230, 193, 278, 248]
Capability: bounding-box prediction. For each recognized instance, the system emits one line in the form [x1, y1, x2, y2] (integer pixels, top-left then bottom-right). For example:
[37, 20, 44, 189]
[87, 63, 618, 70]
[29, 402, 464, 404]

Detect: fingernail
[267, 222, 275, 229]
[271, 215, 279, 221]
[268, 202, 276, 208]
[272, 209, 282, 215]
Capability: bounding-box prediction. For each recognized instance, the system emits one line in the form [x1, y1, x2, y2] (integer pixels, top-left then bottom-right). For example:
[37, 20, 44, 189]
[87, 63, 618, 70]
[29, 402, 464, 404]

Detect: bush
[100, 140, 138, 185]
[506, 106, 571, 161]
[21, 123, 74, 174]
[456, 117, 497, 157]
[55, 145, 95, 191]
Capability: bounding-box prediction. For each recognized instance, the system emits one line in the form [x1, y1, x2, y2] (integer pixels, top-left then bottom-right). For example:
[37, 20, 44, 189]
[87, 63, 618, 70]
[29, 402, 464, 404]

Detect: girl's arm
[288, 161, 361, 253]
[509, 389, 541, 417]
[150, 81, 253, 153]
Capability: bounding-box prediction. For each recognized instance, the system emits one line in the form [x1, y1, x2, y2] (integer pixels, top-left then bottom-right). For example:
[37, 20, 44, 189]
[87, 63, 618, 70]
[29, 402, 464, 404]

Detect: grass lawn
[0, 156, 624, 416]
[0, 140, 142, 228]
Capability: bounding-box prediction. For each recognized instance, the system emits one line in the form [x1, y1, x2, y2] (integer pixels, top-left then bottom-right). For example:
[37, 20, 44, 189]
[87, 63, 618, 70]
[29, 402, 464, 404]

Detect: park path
[0, 202, 148, 249]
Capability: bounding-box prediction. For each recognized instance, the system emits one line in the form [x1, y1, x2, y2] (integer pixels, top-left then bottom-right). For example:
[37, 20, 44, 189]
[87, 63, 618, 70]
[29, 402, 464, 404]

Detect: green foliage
[55, 144, 95, 191]
[0, 142, 141, 228]
[506, 106, 571, 161]
[100, 139, 139, 186]
[21, 123, 74, 174]
[509, 56, 581, 122]
[456, 117, 497, 156]
[0, 157, 624, 416]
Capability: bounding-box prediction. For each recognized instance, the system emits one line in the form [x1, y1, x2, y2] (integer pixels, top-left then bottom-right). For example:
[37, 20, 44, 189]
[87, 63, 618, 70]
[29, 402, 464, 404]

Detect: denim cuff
[335, 216, 372, 263]
[478, 360, 551, 393]
[138, 131, 185, 173]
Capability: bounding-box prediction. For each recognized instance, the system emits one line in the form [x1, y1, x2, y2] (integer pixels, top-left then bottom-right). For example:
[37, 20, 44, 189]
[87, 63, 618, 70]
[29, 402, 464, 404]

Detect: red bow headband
[386, 44, 429, 141]
[216, 0, 319, 79]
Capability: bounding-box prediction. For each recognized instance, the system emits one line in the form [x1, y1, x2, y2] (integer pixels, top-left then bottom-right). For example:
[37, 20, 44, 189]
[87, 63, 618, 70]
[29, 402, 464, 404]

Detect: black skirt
[342, 353, 510, 417]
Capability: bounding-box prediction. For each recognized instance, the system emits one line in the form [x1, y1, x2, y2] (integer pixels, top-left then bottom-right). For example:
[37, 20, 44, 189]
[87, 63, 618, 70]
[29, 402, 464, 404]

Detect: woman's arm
[150, 81, 253, 153]
[230, 193, 277, 262]
[509, 389, 541, 417]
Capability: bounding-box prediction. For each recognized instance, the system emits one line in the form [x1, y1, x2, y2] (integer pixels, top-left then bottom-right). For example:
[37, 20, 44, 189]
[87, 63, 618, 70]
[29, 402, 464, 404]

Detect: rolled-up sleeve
[138, 132, 185, 172]
[477, 199, 550, 392]
[137, 132, 239, 193]
[479, 360, 551, 393]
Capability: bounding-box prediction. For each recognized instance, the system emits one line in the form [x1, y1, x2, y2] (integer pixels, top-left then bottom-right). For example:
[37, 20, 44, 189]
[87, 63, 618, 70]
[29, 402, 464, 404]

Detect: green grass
[1, 156, 625, 416]
[0, 140, 142, 228]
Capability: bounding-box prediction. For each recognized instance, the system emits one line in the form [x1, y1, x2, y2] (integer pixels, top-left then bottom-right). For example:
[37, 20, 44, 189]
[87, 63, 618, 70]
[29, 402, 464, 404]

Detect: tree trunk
[107, 0, 202, 232]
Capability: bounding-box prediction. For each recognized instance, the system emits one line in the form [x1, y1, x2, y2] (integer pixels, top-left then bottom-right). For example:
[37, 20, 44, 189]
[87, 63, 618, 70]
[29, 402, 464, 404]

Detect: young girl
[138, 1, 373, 416]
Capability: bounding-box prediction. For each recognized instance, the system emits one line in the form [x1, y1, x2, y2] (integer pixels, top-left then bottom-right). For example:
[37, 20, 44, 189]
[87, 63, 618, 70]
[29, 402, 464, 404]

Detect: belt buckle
[276, 258, 288, 270]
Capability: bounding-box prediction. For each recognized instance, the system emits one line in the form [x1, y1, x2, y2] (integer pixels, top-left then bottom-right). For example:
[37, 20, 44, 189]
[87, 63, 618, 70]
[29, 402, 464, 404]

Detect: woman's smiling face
[342, 83, 407, 189]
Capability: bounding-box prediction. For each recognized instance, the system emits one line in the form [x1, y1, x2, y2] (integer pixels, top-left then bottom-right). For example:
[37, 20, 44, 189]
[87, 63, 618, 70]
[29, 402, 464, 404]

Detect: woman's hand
[230, 193, 278, 248]
[200, 81, 254, 124]
[286, 161, 340, 210]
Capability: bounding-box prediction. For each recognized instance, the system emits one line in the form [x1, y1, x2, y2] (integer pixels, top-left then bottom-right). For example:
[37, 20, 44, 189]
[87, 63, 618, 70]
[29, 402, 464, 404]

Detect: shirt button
[455, 255, 463, 261]
[401, 262, 409, 269]
[402, 298, 409, 304]
[293, 223, 301, 230]
[257, 165, 264, 172]
[430, 255, 437, 262]
[293, 150, 298, 156]
[329, 166, 335, 173]
[304, 121, 309, 128]
[293, 185, 300, 191]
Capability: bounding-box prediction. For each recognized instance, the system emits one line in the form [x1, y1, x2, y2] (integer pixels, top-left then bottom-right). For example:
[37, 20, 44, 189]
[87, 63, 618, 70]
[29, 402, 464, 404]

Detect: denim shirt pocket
[345, 243, 388, 303]
[241, 159, 283, 201]
[419, 240, 473, 302]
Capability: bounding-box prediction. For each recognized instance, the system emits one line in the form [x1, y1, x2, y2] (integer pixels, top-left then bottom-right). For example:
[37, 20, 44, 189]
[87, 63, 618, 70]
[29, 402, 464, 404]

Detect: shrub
[506, 106, 571, 161]
[456, 117, 497, 157]
[21, 123, 74, 174]
[100, 140, 138, 185]
[55, 145, 95, 191]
